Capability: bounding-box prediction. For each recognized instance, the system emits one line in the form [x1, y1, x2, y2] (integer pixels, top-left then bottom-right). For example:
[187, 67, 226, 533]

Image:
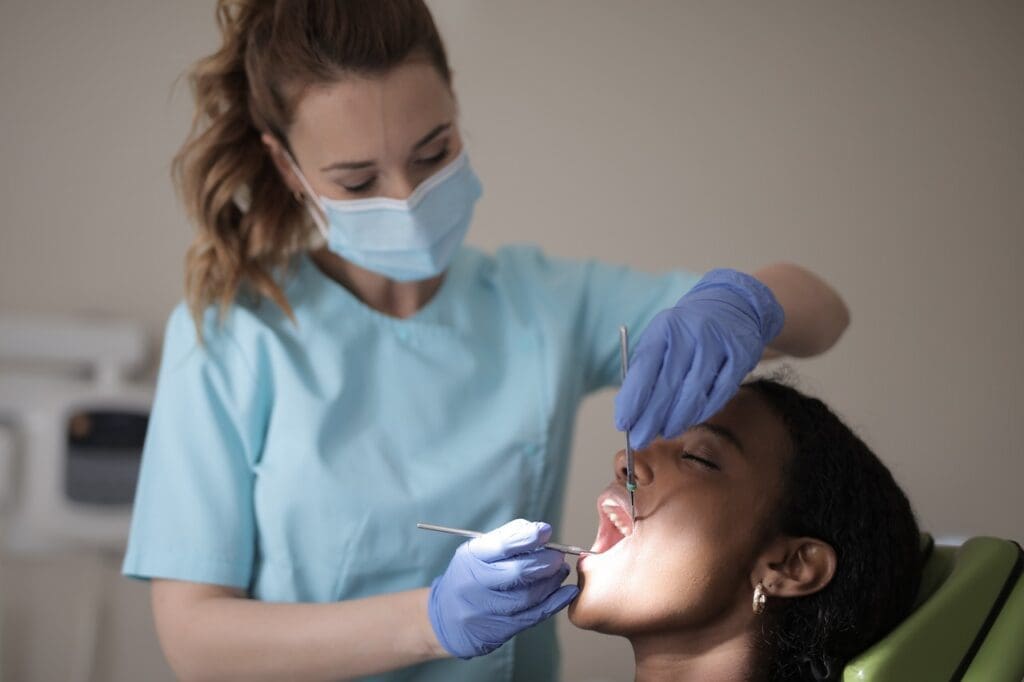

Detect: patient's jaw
[569, 389, 792, 637]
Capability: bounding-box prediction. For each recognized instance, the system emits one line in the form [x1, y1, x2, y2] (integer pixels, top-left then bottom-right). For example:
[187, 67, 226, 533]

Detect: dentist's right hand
[428, 519, 579, 659]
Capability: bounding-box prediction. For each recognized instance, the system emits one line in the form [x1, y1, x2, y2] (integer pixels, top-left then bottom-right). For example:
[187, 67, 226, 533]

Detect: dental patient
[570, 377, 922, 681]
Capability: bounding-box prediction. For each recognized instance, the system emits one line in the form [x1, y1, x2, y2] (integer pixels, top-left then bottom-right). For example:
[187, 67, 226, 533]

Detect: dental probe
[416, 523, 594, 556]
[619, 325, 637, 521]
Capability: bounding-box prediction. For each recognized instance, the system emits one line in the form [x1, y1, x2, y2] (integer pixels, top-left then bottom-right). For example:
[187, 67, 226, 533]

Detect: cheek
[571, 513, 763, 634]
[634, 539, 748, 631]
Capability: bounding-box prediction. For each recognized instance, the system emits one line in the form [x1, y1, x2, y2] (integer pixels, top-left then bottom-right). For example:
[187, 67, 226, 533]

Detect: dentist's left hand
[615, 268, 785, 449]
[428, 519, 579, 659]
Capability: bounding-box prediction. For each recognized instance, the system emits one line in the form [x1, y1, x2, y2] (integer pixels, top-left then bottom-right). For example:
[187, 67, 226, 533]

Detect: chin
[567, 583, 626, 634]
[568, 486, 637, 634]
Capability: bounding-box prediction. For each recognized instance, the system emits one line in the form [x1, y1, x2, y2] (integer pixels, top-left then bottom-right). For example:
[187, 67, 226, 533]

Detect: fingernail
[505, 519, 538, 542]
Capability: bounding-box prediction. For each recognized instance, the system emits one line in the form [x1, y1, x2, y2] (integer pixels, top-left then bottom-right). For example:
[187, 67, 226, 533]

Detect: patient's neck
[630, 620, 758, 682]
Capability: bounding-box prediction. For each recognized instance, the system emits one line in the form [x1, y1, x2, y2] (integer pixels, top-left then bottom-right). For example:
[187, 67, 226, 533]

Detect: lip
[597, 483, 636, 524]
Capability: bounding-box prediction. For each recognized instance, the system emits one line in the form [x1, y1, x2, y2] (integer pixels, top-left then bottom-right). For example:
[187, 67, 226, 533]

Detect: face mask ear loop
[282, 149, 330, 241]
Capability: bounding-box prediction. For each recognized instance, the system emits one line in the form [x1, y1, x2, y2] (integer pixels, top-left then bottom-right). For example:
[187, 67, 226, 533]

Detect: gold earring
[753, 582, 767, 615]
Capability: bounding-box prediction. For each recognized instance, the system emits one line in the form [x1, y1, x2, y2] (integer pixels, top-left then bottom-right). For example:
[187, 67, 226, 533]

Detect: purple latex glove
[428, 519, 579, 659]
[615, 269, 784, 449]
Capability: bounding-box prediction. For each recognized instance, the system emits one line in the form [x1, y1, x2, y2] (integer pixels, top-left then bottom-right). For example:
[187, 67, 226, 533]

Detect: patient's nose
[614, 447, 653, 487]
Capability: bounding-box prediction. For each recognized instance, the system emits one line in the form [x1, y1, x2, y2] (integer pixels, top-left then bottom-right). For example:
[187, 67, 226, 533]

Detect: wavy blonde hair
[173, 0, 452, 336]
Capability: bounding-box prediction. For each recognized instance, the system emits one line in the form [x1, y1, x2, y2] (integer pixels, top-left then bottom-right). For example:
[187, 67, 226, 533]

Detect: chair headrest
[844, 535, 1023, 681]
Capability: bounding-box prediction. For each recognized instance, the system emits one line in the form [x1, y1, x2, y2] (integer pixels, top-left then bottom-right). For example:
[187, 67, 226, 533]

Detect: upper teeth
[601, 500, 632, 536]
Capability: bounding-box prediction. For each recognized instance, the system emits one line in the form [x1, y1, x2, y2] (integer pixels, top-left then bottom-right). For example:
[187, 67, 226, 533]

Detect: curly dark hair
[743, 376, 923, 681]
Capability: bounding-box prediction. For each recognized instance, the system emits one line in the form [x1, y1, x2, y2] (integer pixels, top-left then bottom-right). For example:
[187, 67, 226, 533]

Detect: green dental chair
[844, 535, 1024, 681]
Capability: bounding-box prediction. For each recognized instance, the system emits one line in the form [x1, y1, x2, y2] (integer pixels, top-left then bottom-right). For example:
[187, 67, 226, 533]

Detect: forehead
[707, 388, 791, 469]
[288, 60, 455, 162]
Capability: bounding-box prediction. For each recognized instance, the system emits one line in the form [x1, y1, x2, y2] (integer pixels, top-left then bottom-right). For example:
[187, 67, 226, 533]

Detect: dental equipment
[416, 523, 593, 556]
[619, 325, 637, 520]
[0, 314, 151, 553]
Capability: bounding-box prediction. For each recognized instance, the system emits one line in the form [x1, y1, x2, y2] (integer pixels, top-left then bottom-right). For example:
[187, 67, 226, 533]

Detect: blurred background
[0, 1, 1021, 680]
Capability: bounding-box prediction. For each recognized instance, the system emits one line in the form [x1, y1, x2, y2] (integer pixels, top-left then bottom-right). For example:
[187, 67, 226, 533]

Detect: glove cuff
[685, 268, 785, 344]
[427, 575, 473, 660]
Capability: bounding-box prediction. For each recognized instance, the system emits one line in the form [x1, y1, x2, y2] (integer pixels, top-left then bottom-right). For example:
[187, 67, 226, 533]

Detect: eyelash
[682, 452, 720, 470]
[343, 178, 375, 193]
[416, 145, 449, 166]
[341, 146, 450, 193]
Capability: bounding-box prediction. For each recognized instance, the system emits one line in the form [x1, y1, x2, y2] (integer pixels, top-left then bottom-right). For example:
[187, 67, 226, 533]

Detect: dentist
[123, 2, 849, 681]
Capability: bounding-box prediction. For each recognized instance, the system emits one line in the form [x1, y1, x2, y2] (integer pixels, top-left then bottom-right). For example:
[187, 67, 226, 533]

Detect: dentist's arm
[753, 262, 849, 359]
[616, 264, 849, 449]
[151, 520, 576, 681]
[153, 582, 443, 682]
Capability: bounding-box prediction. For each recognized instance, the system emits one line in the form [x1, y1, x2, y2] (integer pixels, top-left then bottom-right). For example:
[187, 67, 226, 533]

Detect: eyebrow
[690, 422, 745, 455]
[318, 122, 452, 173]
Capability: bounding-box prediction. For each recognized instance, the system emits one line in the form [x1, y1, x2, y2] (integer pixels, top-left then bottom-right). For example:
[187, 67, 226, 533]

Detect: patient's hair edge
[742, 375, 923, 682]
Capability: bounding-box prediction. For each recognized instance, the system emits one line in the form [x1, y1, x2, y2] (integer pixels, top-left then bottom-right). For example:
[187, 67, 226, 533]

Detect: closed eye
[339, 144, 448, 193]
[341, 176, 376, 193]
[682, 452, 720, 470]
[415, 145, 449, 166]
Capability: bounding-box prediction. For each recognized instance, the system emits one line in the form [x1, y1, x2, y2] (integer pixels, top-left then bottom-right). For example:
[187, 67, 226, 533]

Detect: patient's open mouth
[590, 489, 635, 554]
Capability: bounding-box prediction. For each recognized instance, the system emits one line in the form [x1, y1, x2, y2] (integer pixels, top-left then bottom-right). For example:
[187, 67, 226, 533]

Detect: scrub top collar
[288, 247, 488, 333]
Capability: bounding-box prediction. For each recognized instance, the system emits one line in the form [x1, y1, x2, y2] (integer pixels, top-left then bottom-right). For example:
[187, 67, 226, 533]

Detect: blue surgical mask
[286, 148, 482, 282]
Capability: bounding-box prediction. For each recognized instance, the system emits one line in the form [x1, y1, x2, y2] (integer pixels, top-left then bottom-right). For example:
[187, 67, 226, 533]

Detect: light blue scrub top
[123, 245, 699, 682]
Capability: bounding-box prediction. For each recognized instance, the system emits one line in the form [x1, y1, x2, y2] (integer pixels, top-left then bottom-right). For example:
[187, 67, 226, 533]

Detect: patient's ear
[753, 536, 837, 599]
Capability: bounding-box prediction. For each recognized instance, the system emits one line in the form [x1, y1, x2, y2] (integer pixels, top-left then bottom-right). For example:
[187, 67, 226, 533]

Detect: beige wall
[1, 1, 1021, 680]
